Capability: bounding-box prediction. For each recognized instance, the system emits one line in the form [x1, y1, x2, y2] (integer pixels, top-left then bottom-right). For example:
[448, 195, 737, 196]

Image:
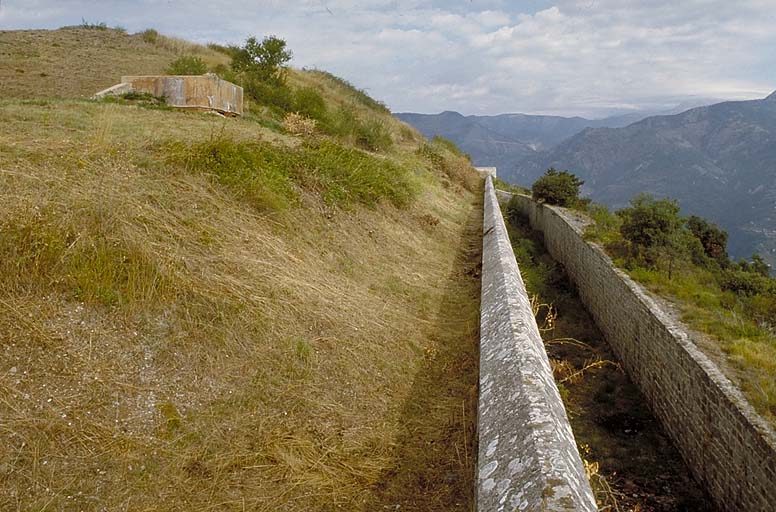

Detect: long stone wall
[478, 177, 597, 511]
[503, 191, 776, 512]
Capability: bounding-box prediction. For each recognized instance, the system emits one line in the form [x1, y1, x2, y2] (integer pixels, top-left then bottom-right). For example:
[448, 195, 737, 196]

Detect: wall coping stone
[477, 176, 597, 511]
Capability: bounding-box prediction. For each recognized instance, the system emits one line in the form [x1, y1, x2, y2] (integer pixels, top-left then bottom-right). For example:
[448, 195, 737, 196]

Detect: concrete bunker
[94, 74, 243, 116]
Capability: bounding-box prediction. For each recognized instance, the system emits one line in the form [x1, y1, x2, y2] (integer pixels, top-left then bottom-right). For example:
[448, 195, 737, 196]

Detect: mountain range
[396, 94, 776, 267]
[395, 99, 714, 173]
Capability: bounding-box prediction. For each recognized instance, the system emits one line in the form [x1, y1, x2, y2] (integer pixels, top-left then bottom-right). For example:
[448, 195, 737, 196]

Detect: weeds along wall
[502, 191, 776, 512]
[478, 177, 597, 511]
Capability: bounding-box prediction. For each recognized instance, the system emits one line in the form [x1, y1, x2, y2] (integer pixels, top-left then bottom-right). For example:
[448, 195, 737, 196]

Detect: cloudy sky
[2, 1, 775, 117]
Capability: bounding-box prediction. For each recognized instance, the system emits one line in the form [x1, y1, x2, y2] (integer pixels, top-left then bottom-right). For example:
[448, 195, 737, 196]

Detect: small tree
[231, 35, 292, 85]
[618, 194, 684, 274]
[531, 168, 584, 207]
[686, 215, 729, 265]
[618, 194, 681, 248]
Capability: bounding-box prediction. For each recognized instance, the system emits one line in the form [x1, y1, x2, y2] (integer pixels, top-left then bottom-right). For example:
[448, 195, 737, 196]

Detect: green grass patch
[169, 138, 298, 212]
[168, 138, 417, 210]
[306, 69, 390, 114]
[0, 211, 171, 307]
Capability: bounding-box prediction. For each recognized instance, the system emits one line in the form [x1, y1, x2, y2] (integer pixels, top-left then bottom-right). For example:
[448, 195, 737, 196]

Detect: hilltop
[0, 27, 480, 510]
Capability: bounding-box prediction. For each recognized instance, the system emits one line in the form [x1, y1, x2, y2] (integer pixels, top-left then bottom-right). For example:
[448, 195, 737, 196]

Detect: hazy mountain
[509, 93, 776, 266]
[394, 111, 535, 172]
[395, 99, 718, 173]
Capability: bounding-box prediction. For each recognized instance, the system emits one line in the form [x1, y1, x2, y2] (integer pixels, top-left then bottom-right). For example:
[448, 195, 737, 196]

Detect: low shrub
[319, 108, 358, 137]
[167, 55, 208, 75]
[80, 19, 108, 30]
[283, 112, 317, 136]
[244, 80, 293, 113]
[354, 119, 393, 152]
[292, 87, 327, 121]
[140, 28, 159, 44]
[719, 270, 771, 296]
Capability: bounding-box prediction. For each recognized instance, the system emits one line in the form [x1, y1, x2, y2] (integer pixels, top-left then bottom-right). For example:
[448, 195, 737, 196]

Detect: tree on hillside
[231, 35, 292, 85]
[618, 194, 681, 248]
[618, 194, 688, 276]
[531, 168, 584, 207]
[686, 215, 729, 266]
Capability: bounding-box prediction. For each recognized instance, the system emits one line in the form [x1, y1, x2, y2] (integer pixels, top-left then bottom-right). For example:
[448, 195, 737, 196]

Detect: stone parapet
[477, 176, 597, 511]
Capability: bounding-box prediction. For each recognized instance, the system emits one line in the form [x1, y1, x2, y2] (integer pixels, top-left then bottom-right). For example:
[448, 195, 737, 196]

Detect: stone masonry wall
[503, 191, 776, 512]
[478, 177, 597, 512]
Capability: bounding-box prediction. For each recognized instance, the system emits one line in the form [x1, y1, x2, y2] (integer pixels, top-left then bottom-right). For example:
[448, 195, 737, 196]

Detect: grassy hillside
[0, 27, 230, 99]
[0, 28, 481, 510]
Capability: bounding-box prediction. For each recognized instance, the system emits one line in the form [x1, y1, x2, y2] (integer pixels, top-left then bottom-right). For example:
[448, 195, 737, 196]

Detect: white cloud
[0, 0, 774, 116]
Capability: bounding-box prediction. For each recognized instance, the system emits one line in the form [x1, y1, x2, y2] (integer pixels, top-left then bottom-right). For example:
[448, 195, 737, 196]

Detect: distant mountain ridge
[395, 110, 643, 172]
[395, 100, 717, 175]
[509, 92, 776, 266]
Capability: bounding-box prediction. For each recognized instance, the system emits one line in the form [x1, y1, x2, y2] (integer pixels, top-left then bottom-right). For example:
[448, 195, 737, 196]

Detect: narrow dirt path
[365, 195, 482, 511]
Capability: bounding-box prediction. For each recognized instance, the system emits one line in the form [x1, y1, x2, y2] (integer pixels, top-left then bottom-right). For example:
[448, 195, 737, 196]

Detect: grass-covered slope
[0, 27, 230, 99]
[0, 28, 481, 510]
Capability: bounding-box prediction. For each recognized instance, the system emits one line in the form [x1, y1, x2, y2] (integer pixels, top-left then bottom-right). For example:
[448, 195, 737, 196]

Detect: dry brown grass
[0, 27, 229, 100]
[0, 45, 480, 510]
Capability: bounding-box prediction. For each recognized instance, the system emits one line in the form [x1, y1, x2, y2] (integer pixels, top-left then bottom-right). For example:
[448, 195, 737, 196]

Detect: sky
[2, 1, 775, 117]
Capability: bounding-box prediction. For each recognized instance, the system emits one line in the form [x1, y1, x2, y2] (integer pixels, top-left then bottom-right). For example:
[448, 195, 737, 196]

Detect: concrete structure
[478, 176, 597, 511]
[94, 74, 243, 116]
[502, 190, 776, 512]
[475, 167, 498, 179]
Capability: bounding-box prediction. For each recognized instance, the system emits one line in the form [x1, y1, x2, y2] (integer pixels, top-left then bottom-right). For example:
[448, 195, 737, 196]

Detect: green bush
[354, 119, 393, 152]
[584, 203, 622, 245]
[531, 168, 584, 207]
[319, 108, 357, 137]
[292, 87, 327, 121]
[210, 63, 235, 81]
[244, 80, 293, 113]
[720, 270, 771, 296]
[687, 215, 729, 265]
[618, 194, 681, 248]
[738, 254, 772, 277]
[166, 55, 208, 75]
[141, 29, 159, 44]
